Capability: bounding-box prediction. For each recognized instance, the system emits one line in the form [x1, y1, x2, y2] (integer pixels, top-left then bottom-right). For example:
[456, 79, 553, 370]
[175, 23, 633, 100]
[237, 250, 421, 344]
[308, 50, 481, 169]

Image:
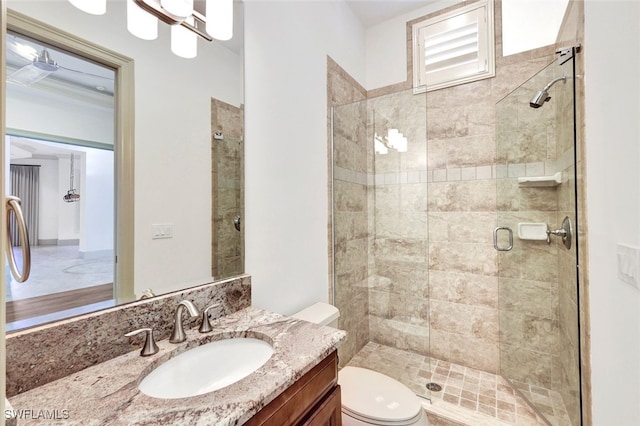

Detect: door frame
[6, 10, 135, 304]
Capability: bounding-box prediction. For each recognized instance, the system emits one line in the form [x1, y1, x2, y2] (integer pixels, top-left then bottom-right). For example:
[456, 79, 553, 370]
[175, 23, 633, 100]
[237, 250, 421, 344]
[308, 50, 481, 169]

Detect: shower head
[529, 90, 550, 108]
[529, 75, 567, 108]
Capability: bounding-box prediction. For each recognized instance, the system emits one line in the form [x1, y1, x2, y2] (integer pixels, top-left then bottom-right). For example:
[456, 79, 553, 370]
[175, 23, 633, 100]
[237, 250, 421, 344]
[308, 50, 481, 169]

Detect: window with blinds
[413, 0, 495, 92]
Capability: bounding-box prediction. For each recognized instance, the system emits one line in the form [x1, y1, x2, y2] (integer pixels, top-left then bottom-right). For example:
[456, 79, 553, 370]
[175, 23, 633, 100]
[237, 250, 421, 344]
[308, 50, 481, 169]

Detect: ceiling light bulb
[127, 0, 158, 40]
[206, 0, 233, 41]
[68, 0, 106, 15]
[161, 0, 194, 19]
[171, 17, 197, 59]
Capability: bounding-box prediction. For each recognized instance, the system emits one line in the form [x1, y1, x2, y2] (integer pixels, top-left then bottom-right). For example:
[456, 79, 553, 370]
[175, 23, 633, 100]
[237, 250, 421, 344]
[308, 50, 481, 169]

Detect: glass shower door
[332, 87, 431, 400]
[495, 50, 581, 425]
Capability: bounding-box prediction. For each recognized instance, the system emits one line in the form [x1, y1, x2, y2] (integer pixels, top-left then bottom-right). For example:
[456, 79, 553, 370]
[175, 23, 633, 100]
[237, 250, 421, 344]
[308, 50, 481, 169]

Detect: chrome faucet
[169, 300, 199, 343]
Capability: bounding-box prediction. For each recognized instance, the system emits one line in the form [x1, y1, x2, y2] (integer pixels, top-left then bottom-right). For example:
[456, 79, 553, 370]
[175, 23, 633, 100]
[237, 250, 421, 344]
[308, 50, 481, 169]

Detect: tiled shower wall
[329, 6, 585, 422]
[211, 99, 244, 280]
[330, 52, 559, 372]
[327, 58, 370, 364]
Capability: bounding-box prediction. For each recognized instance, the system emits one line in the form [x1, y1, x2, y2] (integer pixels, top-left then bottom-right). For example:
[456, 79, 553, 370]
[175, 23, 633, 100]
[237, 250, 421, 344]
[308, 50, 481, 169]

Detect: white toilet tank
[292, 302, 340, 328]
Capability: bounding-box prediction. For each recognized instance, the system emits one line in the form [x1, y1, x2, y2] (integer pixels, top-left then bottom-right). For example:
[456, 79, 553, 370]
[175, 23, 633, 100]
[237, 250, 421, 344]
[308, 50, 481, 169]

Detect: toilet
[292, 303, 429, 426]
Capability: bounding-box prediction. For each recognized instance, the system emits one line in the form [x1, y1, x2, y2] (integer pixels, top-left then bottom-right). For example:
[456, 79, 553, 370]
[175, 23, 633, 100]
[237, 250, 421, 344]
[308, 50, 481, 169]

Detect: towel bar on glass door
[6, 196, 31, 282]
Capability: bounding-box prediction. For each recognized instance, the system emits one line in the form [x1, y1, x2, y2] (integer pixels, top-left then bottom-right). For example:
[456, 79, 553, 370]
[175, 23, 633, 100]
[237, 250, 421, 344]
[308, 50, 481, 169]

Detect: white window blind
[413, 0, 495, 92]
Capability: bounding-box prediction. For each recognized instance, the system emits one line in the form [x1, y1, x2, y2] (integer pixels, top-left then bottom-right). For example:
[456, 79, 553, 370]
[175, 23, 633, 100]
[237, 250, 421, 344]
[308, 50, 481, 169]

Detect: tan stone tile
[448, 333, 499, 373]
[429, 241, 498, 276]
[429, 270, 498, 309]
[460, 398, 478, 411]
[478, 403, 496, 417]
[428, 180, 497, 212]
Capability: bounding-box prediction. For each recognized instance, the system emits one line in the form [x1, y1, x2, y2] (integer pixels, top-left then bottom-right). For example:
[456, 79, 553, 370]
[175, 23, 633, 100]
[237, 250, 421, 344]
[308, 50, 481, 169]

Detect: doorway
[5, 30, 117, 330]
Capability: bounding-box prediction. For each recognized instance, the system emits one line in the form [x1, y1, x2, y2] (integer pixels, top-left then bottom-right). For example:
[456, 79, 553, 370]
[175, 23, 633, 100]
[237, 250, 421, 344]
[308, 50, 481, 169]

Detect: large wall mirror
[4, 0, 244, 332]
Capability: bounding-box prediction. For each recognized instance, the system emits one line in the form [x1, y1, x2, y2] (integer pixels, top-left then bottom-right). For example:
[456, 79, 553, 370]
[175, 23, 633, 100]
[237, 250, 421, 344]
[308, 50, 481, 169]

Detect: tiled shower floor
[346, 342, 572, 426]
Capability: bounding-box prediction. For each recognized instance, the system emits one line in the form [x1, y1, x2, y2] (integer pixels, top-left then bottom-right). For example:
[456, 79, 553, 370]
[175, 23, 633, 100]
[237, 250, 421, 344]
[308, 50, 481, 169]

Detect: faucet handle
[125, 328, 159, 357]
[199, 303, 221, 333]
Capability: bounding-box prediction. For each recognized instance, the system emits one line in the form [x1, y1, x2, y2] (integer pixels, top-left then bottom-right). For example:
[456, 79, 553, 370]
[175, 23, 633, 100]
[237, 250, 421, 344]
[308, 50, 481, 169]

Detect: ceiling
[345, 0, 443, 27]
[6, 32, 116, 97]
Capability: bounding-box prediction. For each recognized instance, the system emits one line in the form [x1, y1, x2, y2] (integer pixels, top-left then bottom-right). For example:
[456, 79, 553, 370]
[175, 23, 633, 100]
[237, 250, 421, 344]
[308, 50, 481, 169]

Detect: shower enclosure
[331, 87, 431, 400]
[496, 47, 582, 426]
[331, 47, 581, 426]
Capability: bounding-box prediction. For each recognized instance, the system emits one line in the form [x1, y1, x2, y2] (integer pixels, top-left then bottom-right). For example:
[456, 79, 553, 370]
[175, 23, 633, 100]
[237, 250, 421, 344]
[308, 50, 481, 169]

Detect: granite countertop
[8, 307, 346, 425]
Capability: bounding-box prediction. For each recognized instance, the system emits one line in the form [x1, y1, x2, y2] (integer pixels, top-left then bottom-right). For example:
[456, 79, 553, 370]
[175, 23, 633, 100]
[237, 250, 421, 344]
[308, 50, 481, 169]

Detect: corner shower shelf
[517, 171, 562, 188]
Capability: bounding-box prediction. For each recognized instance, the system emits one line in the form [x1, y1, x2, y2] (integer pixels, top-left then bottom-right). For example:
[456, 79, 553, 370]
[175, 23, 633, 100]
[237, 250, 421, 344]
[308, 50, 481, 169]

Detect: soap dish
[517, 223, 548, 240]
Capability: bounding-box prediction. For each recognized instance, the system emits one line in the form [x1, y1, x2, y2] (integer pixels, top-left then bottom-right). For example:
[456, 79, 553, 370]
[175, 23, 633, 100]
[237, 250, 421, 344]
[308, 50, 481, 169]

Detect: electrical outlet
[152, 223, 173, 239]
[617, 243, 640, 288]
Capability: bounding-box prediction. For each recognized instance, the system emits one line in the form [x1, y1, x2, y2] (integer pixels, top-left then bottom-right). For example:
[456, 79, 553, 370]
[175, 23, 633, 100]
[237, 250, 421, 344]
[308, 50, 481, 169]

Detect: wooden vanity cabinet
[246, 350, 342, 426]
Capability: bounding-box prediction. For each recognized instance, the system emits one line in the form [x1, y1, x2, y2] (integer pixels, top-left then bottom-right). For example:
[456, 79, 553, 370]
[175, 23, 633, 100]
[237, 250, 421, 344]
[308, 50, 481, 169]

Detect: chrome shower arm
[542, 75, 567, 92]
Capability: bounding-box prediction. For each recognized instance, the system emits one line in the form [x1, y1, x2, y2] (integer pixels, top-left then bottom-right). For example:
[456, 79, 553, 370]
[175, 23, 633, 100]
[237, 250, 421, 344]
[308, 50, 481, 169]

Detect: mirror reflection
[4, 0, 244, 331]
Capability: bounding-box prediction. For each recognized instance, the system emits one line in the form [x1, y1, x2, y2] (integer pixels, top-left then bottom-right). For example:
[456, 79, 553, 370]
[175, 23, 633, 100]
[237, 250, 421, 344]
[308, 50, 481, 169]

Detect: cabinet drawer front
[301, 385, 342, 426]
[247, 351, 338, 426]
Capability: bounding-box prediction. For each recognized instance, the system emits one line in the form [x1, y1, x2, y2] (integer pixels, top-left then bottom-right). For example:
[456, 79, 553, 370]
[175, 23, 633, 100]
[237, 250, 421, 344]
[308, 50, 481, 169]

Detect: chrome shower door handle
[233, 214, 241, 232]
[493, 226, 513, 251]
[6, 196, 31, 282]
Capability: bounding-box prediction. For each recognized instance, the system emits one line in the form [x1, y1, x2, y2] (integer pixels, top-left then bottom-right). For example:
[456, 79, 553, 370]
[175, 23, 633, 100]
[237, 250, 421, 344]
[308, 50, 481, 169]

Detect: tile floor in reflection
[346, 342, 572, 426]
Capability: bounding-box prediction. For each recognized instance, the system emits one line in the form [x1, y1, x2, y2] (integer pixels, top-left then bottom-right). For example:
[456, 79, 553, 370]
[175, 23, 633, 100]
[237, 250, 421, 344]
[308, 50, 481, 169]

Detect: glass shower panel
[495, 53, 581, 425]
[332, 87, 431, 400]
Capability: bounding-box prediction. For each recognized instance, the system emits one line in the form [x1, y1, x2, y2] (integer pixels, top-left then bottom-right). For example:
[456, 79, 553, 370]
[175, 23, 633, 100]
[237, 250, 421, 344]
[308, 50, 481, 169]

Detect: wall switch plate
[617, 243, 640, 288]
[152, 223, 173, 239]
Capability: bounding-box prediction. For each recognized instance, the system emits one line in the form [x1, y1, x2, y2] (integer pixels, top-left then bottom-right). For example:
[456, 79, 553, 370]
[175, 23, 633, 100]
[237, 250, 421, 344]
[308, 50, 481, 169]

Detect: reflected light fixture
[374, 129, 409, 155]
[127, 0, 158, 40]
[171, 16, 198, 58]
[206, 0, 233, 41]
[68, 0, 234, 58]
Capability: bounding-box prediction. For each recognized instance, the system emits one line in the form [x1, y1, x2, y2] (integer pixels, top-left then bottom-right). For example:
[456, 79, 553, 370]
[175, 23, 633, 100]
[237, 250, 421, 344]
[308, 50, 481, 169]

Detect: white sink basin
[139, 337, 274, 399]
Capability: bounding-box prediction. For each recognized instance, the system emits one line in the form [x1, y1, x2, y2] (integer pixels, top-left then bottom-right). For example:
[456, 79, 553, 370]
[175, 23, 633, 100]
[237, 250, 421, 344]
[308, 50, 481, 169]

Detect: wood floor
[5, 283, 113, 324]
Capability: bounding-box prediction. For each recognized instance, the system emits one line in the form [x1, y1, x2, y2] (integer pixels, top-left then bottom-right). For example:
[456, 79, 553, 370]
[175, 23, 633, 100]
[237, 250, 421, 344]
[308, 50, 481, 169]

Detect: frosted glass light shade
[161, 0, 193, 18]
[127, 0, 158, 40]
[206, 0, 233, 40]
[69, 0, 106, 15]
[171, 17, 197, 58]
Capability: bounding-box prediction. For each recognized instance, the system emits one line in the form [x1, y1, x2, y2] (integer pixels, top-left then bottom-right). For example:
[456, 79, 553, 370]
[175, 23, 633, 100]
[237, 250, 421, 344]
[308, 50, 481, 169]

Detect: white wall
[244, 0, 366, 315]
[8, 0, 243, 297]
[81, 149, 114, 254]
[364, 0, 462, 89]
[584, 1, 640, 424]
[501, 0, 569, 56]
[6, 87, 114, 144]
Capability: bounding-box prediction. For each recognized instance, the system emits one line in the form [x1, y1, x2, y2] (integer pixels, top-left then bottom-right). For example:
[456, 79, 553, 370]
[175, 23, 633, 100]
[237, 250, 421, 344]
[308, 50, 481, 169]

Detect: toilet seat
[339, 367, 426, 426]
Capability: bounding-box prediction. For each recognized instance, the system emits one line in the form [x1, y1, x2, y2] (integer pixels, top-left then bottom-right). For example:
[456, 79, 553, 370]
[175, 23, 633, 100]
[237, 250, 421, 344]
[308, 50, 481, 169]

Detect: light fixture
[7, 49, 59, 86]
[206, 0, 233, 41]
[69, 0, 106, 15]
[374, 129, 409, 155]
[127, 0, 158, 40]
[69, 0, 234, 59]
[171, 16, 197, 59]
[374, 133, 389, 155]
[161, 0, 193, 19]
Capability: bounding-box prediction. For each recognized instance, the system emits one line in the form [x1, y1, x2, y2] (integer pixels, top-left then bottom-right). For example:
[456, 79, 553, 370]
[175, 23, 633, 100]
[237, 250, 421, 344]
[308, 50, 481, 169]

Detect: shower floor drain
[426, 382, 442, 392]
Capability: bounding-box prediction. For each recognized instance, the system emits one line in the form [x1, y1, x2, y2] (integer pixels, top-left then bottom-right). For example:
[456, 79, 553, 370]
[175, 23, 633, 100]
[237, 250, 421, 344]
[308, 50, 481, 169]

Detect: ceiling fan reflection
[6, 36, 113, 88]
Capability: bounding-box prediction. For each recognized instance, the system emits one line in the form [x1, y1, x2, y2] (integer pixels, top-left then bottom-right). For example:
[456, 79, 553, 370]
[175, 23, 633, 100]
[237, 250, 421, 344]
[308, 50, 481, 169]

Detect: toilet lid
[338, 367, 422, 424]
